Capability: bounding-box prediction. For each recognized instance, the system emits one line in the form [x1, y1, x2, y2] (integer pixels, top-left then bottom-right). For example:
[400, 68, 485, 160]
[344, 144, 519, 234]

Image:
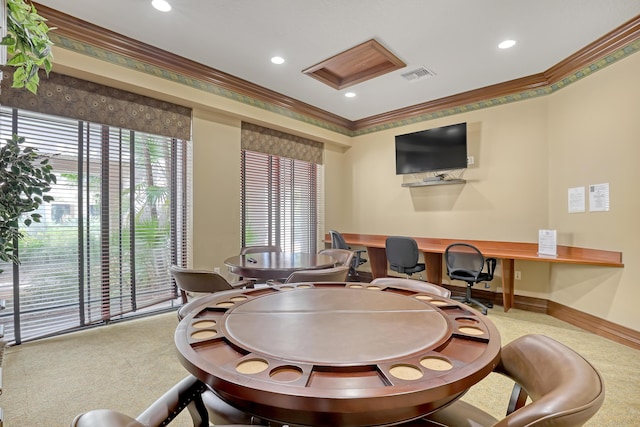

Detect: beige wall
[546, 52, 640, 328]
[51, 46, 638, 330]
[345, 99, 550, 240]
[191, 110, 243, 270]
[342, 98, 553, 298]
[345, 54, 639, 330]
[323, 144, 352, 233]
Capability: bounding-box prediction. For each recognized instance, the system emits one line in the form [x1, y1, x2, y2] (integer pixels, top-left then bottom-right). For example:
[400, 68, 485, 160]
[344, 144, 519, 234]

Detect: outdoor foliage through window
[0, 106, 190, 344]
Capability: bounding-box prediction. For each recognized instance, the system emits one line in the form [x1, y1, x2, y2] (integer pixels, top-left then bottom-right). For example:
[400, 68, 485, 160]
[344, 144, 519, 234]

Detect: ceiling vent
[401, 66, 436, 82]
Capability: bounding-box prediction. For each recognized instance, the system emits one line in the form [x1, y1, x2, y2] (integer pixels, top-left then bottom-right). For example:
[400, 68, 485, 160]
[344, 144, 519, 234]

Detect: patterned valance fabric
[0, 67, 191, 140]
[241, 122, 323, 165]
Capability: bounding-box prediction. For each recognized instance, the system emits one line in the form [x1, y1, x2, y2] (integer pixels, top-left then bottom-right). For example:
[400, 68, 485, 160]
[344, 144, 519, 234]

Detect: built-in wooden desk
[327, 233, 624, 312]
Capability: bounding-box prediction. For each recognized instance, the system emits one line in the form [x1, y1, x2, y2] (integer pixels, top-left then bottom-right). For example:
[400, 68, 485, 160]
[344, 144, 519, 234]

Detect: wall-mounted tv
[395, 122, 468, 174]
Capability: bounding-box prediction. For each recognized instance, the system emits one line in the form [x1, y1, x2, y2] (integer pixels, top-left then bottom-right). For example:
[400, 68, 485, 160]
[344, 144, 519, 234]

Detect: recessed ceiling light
[498, 39, 517, 49]
[271, 56, 285, 65]
[152, 0, 172, 12]
[345, 92, 356, 98]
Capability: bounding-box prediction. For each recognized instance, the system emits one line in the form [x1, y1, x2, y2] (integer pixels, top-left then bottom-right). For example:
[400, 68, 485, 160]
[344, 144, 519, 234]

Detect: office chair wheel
[487, 302, 493, 308]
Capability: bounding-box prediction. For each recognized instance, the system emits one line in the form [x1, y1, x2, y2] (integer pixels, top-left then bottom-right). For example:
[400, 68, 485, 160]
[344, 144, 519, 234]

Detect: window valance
[0, 67, 191, 140]
[241, 122, 323, 165]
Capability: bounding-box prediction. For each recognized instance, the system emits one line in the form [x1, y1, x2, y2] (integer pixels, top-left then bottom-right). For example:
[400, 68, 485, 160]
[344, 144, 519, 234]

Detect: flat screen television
[395, 122, 467, 174]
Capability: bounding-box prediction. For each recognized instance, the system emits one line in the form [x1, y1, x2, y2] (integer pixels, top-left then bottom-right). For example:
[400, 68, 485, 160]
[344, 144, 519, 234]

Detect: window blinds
[0, 106, 190, 344]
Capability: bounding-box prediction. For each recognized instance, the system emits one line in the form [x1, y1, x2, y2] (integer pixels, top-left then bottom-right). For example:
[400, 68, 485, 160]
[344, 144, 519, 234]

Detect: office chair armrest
[485, 258, 497, 278]
[352, 248, 367, 267]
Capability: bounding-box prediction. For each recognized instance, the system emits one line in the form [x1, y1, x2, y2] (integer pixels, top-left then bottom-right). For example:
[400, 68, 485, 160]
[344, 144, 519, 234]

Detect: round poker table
[175, 282, 501, 427]
[224, 252, 337, 281]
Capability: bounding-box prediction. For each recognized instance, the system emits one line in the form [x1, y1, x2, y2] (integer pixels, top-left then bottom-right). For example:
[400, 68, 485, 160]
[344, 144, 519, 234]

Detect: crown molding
[37, 4, 354, 134]
[35, 4, 640, 136]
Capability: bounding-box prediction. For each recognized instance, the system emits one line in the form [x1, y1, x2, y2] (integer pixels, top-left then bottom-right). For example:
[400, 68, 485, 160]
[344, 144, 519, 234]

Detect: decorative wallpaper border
[49, 33, 640, 138]
[352, 38, 640, 136]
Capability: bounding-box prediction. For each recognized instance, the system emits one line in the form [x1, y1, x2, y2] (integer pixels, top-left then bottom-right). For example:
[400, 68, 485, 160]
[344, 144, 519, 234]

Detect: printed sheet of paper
[568, 186, 585, 213]
[538, 229, 557, 257]
[589, 183, 610, 212]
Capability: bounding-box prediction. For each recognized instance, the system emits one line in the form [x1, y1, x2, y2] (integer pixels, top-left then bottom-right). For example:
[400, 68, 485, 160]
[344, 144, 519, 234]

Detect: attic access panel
[302, 39, 406, 90]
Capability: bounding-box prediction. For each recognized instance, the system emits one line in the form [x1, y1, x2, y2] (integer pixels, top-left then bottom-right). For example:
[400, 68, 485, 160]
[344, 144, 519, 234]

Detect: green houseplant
[0, 135, 56, 272]
[2, 0, 54, 94]
[1, 0, 56, 272]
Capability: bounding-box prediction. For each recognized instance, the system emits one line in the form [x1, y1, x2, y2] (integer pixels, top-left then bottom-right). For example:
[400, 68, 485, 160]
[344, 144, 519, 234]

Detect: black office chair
[444, 242, 496, 315]
[329, 230, 367, 280]
[385, 236, 426, 278]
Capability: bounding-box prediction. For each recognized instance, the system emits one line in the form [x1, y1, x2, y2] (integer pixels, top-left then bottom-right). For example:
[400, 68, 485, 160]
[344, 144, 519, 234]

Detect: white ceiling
[36, 0, 640, 121]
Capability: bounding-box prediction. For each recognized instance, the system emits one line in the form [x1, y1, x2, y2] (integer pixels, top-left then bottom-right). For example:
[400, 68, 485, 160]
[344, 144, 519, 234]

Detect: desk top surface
[175, 282, 501, 426]
[332, 233, 623, 267]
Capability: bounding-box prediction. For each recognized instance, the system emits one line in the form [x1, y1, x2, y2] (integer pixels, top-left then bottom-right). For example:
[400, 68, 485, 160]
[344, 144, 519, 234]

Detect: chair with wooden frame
[318, 248, 354, 270]
[370, 277, 451, 298]
[169, 265, 253, 320]
[71, 374, 266, 427]
[404, 334, 605, 427]
[236, 245, 282, 282]
[267, 264, 350, 286]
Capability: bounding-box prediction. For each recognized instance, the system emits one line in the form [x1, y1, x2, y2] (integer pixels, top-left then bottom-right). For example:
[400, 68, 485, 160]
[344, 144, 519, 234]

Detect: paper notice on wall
[568, 186, 585, 213]
[589, 183, 610, 212]
[538, 229, 557, 257]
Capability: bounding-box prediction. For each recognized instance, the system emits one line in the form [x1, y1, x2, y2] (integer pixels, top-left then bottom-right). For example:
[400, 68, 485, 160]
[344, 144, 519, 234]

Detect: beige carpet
[2, 307, 639, 426]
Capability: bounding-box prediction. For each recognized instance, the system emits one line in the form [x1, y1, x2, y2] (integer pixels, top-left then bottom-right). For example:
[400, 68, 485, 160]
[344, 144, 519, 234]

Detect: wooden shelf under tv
[401, 179, 466, 187]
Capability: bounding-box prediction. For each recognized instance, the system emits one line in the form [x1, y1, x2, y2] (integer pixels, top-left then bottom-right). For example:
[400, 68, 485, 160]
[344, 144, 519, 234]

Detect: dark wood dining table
[175, 281, 501, 427]
[224, 251, 337, 281]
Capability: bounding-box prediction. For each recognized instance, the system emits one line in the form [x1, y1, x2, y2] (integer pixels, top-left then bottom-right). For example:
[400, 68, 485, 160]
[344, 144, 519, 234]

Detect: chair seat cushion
[202, 389, 261, 425]
[426, 400, 499, 427]
[71, 409, 145, 427]
[391, 263, 425, 275]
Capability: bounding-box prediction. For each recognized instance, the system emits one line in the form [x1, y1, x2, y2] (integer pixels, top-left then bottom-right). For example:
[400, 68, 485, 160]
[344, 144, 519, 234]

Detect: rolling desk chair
[385, 236, 426, 279]
[329, 230, 367, 280]
[444, 242, 496, 315]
